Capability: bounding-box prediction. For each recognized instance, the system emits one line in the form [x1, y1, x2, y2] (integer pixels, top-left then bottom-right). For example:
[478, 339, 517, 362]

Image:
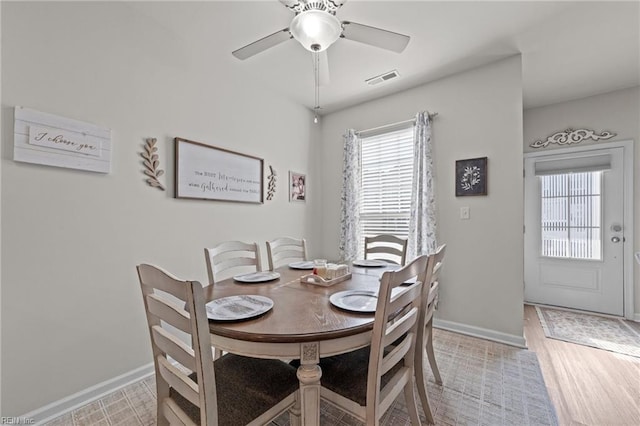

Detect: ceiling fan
[232, 0, 411, 78]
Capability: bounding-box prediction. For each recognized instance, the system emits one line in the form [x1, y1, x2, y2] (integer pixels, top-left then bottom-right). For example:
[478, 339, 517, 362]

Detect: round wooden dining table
[204, 263, 395, 426]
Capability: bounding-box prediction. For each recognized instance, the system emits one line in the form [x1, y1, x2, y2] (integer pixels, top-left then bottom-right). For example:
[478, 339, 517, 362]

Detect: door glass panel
[540, 172, 602, 260]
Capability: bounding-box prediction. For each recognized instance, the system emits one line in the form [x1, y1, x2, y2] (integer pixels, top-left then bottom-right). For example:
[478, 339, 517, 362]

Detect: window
[359, 126, 414, 253]
[540, 171, 602, 260]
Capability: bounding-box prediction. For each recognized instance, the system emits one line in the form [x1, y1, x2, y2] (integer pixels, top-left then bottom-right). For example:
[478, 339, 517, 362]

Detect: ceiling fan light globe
[290, 10, 342, 52]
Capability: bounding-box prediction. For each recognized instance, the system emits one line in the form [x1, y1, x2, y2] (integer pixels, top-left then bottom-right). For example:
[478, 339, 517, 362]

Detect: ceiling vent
[365, 70, 400, 86]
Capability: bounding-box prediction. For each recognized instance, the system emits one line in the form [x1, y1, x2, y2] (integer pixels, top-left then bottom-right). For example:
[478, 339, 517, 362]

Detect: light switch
[460, 206, 470, 220]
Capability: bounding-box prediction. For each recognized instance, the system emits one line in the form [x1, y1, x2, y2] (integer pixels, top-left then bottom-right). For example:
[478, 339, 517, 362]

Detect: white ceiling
[131, 1, 639, 114]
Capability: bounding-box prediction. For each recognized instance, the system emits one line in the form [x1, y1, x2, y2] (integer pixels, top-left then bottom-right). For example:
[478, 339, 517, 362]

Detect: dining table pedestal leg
[296, 342, 321, 426]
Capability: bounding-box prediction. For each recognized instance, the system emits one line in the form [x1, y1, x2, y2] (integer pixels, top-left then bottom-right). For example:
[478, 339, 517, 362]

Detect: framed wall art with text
[174, 137, 263, 203]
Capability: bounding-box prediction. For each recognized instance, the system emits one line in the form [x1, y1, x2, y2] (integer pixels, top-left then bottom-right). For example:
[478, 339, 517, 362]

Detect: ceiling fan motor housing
[281, 0, 346, 14]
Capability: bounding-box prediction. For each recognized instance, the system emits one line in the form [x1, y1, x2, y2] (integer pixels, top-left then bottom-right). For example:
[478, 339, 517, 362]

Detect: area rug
[44, 329, 558, 426]
[535, 305, 640, 358]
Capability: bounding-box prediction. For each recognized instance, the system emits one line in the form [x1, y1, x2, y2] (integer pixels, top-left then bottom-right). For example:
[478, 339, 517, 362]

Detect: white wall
[1, 2, 319, 415]
[0, 1, 3, 417]
[319, 57, 525, 343]
[524, 87, 640, 317]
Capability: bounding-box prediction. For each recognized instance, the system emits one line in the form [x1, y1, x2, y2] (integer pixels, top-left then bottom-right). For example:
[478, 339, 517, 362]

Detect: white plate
[233, 271, 281, 283]
[330, 290, 379, 313]
[289, 261, 315, 270]
[352, 259, 389, 267]
[206, 295, 274, 321]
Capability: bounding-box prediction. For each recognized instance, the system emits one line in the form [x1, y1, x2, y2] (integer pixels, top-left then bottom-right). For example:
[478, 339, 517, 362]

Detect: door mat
[535, 305, 640, 358]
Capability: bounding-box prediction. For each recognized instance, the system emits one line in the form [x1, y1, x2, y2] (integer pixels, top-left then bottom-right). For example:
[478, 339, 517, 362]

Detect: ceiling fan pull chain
[314, 51, 320, 123]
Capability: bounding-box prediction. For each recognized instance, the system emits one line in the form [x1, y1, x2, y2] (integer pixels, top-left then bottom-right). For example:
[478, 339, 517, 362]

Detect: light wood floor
[524, 304, 640, 426]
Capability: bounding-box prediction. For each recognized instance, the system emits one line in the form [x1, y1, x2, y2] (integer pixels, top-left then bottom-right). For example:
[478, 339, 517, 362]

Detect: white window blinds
[540, 171, 602, 260]
[359, 126, 414, 249]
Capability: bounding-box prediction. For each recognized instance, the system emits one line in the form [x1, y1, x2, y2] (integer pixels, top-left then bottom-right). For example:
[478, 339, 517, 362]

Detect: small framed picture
[289, 171, 306, 202]
[455, 157, 487, 196]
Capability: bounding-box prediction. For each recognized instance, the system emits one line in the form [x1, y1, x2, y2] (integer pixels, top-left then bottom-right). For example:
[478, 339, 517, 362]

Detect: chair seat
[319, 346, 403, 406]
[171, 354, 299, 426]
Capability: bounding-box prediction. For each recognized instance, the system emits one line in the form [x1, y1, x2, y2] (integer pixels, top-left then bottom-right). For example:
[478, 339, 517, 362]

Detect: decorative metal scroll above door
[530, 128, 616, 149]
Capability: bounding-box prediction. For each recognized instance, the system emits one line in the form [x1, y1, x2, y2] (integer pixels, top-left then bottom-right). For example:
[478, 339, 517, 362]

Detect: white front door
[524, 146, 625, 316]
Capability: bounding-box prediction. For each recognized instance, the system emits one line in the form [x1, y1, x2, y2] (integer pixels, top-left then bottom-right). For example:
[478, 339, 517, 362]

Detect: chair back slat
[146, 294, 192, 334]
[387, 285, 422, 319]
[424, 282, 440, 326]
[364, 234, 408, 266]
[139, 264, 188, 300]
[377, 370, 410, 415]
[152, 326, 197, 372]
[209, 240, 257, 254]
[213, 256, 259, 273]
[381, 331, 413, 375]
[272, 249, 306, 262]
[432, 261, 443, 278]
[163, 399, 197, 426]
[383, 306, 418, 348]
[158, 356, 200, 407]
[366, 246, 404, 257]
[204, 241, 262, 284]
[427, 281, 439, 306]
[266, 237, 307, 270]
[429, 244, 446, 285]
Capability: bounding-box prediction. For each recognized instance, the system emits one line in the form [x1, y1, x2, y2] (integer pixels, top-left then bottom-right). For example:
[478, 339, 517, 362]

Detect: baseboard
[433, 318, 527, 349]
[634, 313, 640, 322]
[23, 363, 155, 425]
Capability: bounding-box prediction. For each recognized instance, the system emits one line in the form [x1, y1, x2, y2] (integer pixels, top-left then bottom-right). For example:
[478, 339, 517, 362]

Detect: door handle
[611, 236, 621, 243]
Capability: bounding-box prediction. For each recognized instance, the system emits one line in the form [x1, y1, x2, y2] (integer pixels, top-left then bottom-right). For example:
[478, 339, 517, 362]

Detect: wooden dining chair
[266, 236, 308, 270]
[136, 264, 299, 426]
[415, 244, 446, 423]
[364, 234, 408, 265]
[318, 255, 429, 425]
[204, 240, 262, 285]
[204, 241, 262, 358]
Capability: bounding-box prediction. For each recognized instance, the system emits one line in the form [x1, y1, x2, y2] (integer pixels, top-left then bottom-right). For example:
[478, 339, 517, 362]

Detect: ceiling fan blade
[318, 50, 330, 86]
[232, 29, 292, 60]
[341, 21, 410, 53]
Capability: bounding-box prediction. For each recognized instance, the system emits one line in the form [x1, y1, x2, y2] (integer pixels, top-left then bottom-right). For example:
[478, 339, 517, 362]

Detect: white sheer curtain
[338, 129, 361, 261]
[407, 111, 437, 259]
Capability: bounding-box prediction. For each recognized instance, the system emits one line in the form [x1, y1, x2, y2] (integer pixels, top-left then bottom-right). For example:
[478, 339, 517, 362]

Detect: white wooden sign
[175, 137, 263, 203]
[14, 106, 111, 173]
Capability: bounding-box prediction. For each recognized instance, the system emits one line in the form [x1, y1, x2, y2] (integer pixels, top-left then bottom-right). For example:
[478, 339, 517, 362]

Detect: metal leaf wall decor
[267, 165, 276, 200]
[530, 128, 616, 149]
[141, 138, 165, 190]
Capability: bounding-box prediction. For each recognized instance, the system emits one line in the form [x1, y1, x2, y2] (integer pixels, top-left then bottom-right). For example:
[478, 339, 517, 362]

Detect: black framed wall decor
[455, 157, 488, 196]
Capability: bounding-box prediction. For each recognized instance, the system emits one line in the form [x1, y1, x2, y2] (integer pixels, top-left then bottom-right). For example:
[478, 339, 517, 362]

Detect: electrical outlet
[460, 206, 470, 220]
